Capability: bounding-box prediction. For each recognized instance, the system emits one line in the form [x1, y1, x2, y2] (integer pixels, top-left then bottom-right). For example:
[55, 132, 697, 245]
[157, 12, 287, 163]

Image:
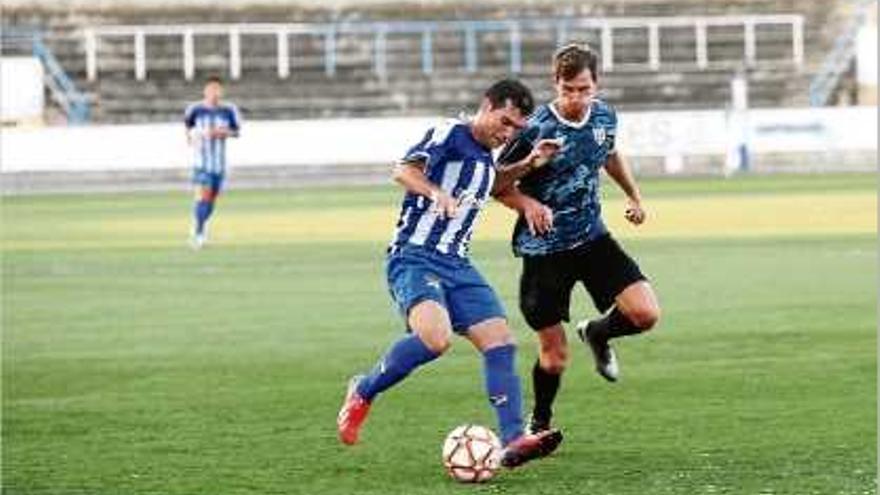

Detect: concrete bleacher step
[4, 0, 841, 123]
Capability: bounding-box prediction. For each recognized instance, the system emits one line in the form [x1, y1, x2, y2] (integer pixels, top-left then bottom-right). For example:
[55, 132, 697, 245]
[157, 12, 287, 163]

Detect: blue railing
[809, 0, 874, 106]
[84, 14, 804, 82]
[2, 28, 90, 124]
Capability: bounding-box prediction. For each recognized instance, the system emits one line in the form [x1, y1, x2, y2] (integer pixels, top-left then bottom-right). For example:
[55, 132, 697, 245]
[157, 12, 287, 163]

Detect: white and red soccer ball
[441, 424, 502, 483]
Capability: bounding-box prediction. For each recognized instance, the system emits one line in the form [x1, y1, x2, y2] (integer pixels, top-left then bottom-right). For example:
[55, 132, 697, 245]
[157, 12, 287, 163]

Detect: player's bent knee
[628, 305, 660, 331]
[539, 354, 567, 375]
[417, 329, 452, 354]
[520, 302, 557, 331]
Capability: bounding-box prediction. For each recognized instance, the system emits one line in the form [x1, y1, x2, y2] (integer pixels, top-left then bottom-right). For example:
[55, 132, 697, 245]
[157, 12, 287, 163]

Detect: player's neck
[203, 99, 220, 108]
[466, 121, 493, 152]
[552, 101, 586, 122]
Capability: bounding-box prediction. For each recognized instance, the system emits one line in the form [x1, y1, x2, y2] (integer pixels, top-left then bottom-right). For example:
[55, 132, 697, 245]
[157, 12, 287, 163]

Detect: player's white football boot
[576, 319, 619, 382]
[189, 228, 207, 250]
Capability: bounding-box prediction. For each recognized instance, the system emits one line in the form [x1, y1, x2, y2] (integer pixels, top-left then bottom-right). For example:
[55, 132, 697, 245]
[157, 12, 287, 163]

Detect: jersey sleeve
[227, 105, 241, 134]
[496, 124, 540, 166]
[184, 103, 198, 129]
[606, 104, 618, 154]
[399, 122, 457, 168]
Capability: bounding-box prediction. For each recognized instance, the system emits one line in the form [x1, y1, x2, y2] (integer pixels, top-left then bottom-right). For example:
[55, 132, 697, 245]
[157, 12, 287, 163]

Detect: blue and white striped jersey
[389, 120, 496, 258]
[184, 102, 241, 175]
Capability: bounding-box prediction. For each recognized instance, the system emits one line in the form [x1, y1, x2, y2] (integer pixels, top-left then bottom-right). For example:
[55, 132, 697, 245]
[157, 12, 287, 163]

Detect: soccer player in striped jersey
[184, 76, 240, 249]
[337, 79, 564, 468]
[494, 44, 661, 438]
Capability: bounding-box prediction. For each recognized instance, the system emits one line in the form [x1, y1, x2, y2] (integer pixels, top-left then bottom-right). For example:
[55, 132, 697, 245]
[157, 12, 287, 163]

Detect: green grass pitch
[2, 173, 876, 494]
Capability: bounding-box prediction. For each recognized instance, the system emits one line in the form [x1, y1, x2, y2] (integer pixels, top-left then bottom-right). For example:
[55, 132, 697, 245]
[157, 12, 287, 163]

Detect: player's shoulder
[219, 102, 240, 114]
[184, 101, 204, 115]
[590, 98, 618, 121]
[528, 104, 555, 125]
[426, 118, 469, 147]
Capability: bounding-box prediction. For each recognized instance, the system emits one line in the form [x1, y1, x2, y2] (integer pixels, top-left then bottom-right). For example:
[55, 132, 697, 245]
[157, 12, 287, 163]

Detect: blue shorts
[386, 245, 506, 334]
[192, 170, 225, 192]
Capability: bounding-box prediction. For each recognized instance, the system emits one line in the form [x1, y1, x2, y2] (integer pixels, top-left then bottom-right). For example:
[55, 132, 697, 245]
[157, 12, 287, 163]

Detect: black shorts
[518, 234, 647, 331]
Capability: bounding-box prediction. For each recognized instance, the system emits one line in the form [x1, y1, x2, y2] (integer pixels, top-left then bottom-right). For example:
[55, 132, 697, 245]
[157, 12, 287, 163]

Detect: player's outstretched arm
[492, 139, 562, 196]
[392, 160, 458, 219]
[604, 152, 646, 225]
[493, 186, 553, 236]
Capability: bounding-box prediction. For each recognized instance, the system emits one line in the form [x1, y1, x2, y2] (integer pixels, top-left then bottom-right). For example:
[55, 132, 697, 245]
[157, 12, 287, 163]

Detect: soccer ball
[441, 424, 502, 483]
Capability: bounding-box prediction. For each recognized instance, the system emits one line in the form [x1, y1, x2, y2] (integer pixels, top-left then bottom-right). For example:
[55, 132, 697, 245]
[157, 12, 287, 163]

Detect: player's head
[203, 75, 224, 105]
[472, 79, 535, 149]
[553, 43, 599, 116]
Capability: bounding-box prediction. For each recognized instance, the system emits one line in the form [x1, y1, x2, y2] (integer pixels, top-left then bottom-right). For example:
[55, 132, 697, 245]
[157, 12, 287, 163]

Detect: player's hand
[521, 198, 554, 236]
[429, 190, 458, 219]
[527, 138, 563, 170]
[624, 199, 646, 225]
[209, 127, 231, 139]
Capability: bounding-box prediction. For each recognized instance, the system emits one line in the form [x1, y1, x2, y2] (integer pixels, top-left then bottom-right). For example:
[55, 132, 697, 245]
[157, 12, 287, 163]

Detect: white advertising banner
[1, 108, 876, 173]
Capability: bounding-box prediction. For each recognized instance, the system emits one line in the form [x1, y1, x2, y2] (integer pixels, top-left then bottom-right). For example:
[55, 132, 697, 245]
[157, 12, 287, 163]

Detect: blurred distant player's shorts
[192, 170, 225, 192]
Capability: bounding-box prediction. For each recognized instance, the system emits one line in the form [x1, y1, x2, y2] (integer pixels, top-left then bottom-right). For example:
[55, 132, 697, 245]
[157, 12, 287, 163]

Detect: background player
[336, 79, 562, 468]
[494, 44, 661, 437]
[184, 75, 241, 249]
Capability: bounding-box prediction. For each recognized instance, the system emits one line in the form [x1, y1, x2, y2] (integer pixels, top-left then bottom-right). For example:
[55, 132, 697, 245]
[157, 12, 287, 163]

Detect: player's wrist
[528, 154, 547, 170]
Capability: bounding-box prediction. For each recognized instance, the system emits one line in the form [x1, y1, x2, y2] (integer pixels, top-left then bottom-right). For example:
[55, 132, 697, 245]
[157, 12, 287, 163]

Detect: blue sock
[482, 344, 524, 445]
[194, 200, 214, 235]
[356, 333, 440, 402]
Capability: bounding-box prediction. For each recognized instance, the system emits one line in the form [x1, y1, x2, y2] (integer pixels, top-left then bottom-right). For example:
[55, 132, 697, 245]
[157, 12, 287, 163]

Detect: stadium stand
[0, 0, 858, 123]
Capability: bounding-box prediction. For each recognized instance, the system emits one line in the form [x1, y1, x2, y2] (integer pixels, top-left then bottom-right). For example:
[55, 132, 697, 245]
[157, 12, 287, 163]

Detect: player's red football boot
[337, 375, 371, 445]
[500, 428, 563, 468]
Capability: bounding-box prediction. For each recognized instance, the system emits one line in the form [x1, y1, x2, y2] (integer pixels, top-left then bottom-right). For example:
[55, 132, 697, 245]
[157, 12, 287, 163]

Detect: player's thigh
[579, 234, 648, 313]
[407, 299, 454, 352]
[465, 317, 515, 352]
[386, 252, 453, 349]
[209, 173, 225, 196]
[444, 264, 506, 335]
[192, 172, 219, 201]
[519, 254, 577, 330]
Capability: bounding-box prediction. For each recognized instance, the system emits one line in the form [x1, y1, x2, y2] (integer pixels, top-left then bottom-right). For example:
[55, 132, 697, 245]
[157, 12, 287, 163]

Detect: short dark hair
[553, 43, 599, 82]
[484, 79, 535, 116]
[205, 75, 224, 85]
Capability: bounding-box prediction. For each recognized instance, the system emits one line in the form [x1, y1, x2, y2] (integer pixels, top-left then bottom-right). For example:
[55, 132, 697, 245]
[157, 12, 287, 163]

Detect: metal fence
[83, 15, 805, 81]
